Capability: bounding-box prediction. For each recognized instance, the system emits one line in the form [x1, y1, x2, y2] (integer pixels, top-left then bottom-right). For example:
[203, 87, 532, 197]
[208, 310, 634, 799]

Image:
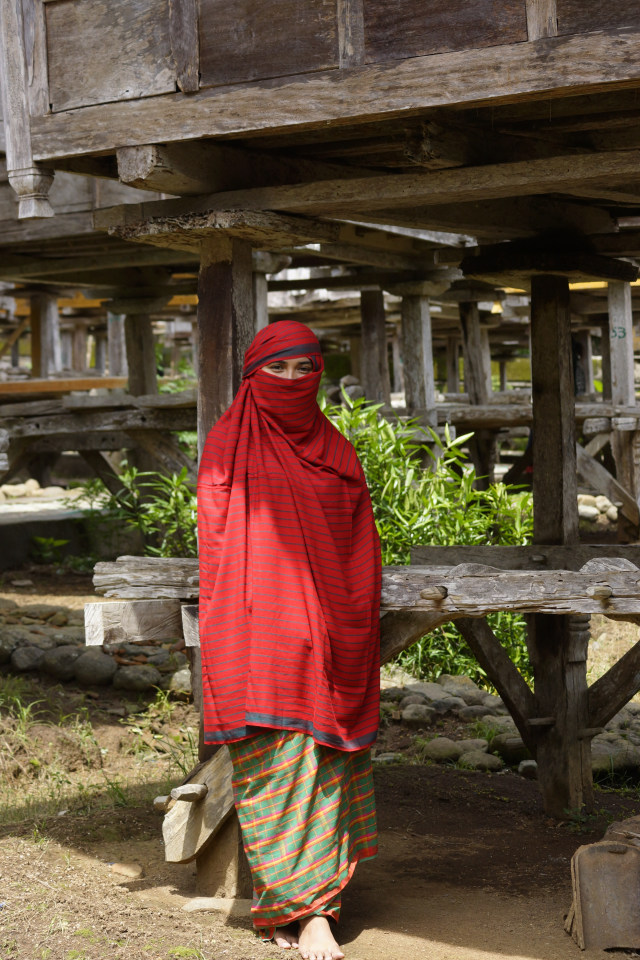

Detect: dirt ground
[1, 566, 640, 960]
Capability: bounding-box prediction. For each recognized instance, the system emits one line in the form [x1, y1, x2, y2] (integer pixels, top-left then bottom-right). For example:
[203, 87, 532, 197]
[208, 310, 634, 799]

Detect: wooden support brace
[589, 640, 640, 730]
[124, 429, 196, 483]
[455, 617, 536, 749]
[84, 599, 183, 646]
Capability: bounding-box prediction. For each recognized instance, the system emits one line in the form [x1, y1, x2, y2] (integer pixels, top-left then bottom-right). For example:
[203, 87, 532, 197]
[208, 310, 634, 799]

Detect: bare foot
[298, 916, 344, 960]
[273, 925, 299, 949]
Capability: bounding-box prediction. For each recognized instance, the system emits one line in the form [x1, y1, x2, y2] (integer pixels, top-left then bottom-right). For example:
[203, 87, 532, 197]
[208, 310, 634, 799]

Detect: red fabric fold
[197, 320, 381, 750]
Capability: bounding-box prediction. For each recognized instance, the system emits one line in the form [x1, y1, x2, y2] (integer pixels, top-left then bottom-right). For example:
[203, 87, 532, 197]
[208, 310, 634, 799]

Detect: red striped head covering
[198, 320, 381, 751]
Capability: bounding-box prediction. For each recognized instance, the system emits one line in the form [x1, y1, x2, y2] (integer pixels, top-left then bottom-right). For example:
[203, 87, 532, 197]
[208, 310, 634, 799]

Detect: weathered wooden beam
[337, 0, 364, 68]
[381, 565, 640, 617]
[31, 30, 640, 160]
[359, 289, 391, 405]
[461, 250, 637, 288]
[589, 638, 640, 730]
[84, 599, 183, 645]
[455, 617, 536, 747]
[124, 314, 159, 397]
[410, 544, 640, 570]
[526, 0, 558, 39]
[5, 408, 195, 440]
[379, 611, 448, 665]
[169, 0, 199, 94]
[197, 236, 253, 456]
[0, 247, 194, 281]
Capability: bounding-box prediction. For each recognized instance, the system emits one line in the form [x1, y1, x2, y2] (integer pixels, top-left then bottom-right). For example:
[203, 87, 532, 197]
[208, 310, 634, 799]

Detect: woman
[198, 320, 381, 960]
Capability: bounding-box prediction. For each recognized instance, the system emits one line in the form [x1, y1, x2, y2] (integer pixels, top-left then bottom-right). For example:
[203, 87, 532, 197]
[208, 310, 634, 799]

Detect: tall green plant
[324, 396, 533, 686]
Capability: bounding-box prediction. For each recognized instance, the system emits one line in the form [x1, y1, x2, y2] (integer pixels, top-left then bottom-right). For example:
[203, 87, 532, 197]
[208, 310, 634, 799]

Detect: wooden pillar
[446, 336, 460, 394]
[391, 330, 404, 395]
[528, 274, 590, 818]
[197, 236, 254, 458]
[94, 333, 107, 375]
[72, 322, 88, 373]
[60, 330, 72, 370]
[607, 281, 639, 540]
[107, 313, 128, 377]
[401, 294, 436, 421]
[30, 294, 62, 377]
[499, 360, 508, 393]
[572, 330, 594, 397]
[460, 301, 496, 484]
[124, 315, 158, 396]
[10, 336, 19, 368]
[359, 289, 391, 405]
[349, 336, 362, 380]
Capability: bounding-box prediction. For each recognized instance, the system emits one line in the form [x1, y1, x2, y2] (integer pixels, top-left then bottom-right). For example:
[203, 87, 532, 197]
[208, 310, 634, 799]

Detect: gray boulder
[74, 649, 118, 686]
[480, 715, 519, 737]
[591, 734, 640, 775]
[420, 737, 463, 762]
[457, 738, 489, 753]
[380, 686, 409, 703]
[459, 750, 504, 772]
[437, 674, 486, 706]
[0, 630, 19, 664]
[42, 645, 83, 681]
[11, 645, 45, 672]
[458, 705, 490, 721]
[399, 694, 428, 709]
[429, 696, 467, 715]
[168, 667, 192, 698]
[401, 703, 435, 727]
[113, 664, 163, 692]
[17, 603, 61, 620]
[405, 681, 449, 702]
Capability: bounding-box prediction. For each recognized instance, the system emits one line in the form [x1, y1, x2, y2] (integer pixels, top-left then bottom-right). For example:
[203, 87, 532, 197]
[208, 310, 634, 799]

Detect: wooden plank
[44, 0, 175, 111]
[93, 556, 200, 599]
[401, 295, 435, 417]
[576, 441, 639, 525]
[29, 431, 135, 453]
[526, 0, 558, 39]
[162, 747, 235, 863]
[337, 0, 364, 67]
[556, 0, 640, 36]
[30, 29, 640, 160]
[6, 408, 196, 440]
[380, 565, 640, 616]
[197, 236, 254, 456]
[410, 544, 640, 570]
[530, 275, 578, 544]
[608, 282, 635, 406]
[84, 599, 183, 645]
[169, 0, 199, 93]
[0, 377, 128, 396]
[461, 250, 638, 287]
[359, 289, 391, 405]
[21, 0, 50, 116]
[198, 0, 338, 87]
[364, 0, 527, 64]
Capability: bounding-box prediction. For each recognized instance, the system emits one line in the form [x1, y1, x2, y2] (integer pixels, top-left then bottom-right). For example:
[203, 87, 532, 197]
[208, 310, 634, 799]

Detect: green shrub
[324, 396, 533, 687]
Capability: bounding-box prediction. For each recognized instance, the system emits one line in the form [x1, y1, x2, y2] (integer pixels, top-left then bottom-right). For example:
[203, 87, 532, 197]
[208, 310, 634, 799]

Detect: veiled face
[260, 357, 314, 379]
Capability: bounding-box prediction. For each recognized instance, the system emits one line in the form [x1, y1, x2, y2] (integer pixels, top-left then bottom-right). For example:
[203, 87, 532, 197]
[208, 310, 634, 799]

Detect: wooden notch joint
[170, 783, 208, 803]
[527, 717, 556, 728]
[419, 585, 448, 600]
[586, 584, 613, 601]
[577, 727, 605, 740]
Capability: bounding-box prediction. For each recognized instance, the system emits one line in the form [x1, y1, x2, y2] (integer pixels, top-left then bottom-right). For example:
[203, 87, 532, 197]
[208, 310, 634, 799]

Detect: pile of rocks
[577, 493, 618, 527]
[381, 672, 640, 778]
[0, 478, 70, 503]
[0, 598, 191, 696]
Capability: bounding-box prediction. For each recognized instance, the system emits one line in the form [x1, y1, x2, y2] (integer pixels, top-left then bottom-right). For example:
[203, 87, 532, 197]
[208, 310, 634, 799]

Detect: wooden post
[359, 289, 391, 405]
[94, 333, 107, 375]
[401, 294, 436, 422]
[607, 281, 639, 540]
[31, 294, 62, 377]
[197, 236, 254, 458]
[572, 330, 594, 398]
[529, 274, 589, 817]
[391, 330, 404, 395]
[446, 336, 460, 394]
[499, 360, 508, 393]
[124, 315, 158, 397]
[107, 313, 128, 377]
[349, 336, 362, 380]
[72, 322, 88, 373]
[459, 301, 496, 484]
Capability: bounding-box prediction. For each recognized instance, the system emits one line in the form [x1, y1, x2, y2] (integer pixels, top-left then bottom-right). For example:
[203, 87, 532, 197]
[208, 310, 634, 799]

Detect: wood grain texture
[410, 544, 640, 570]
[526, 0, 557, 39]
[199, 0, 338, 87]
[401, 295, 436, 416]
[364, 0, 527, 63]
[30, 29, 640, 159]
[589, 637, 640, 729]
[4, 407, 195, 439]
[162, 747, 234, 863]
[93, 556, 200, 599]
[84, 599, 183, 645]
[556, 0, 640, 36]
[45, 0, 175, 112]
[169, 0, 199, 93]
[22, 0, 50, 116]
[530, 275, 578, 544]
[359, 289, 390, 405]
[337, 0, 364, 67]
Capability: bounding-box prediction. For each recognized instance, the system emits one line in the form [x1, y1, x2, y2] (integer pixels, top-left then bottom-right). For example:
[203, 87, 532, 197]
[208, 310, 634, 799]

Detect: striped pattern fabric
[228, 730, 377, 935]
[198, 320, 381, 751]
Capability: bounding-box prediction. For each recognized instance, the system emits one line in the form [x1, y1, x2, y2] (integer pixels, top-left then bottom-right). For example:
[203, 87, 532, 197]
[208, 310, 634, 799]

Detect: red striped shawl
[197, 321, 381, 750]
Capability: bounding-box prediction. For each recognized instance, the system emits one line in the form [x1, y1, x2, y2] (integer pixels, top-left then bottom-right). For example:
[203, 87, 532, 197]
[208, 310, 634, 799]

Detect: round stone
[113, 664, 163, 692]
[168, 667, 192, 698]
[74, 649, 118, 686]
[459, 750, 504, 772]
[42, 645, 83, 681]
[401, 703, 436, 727]
[11, 645, 45, 672]
[420, 737, 463, 762]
